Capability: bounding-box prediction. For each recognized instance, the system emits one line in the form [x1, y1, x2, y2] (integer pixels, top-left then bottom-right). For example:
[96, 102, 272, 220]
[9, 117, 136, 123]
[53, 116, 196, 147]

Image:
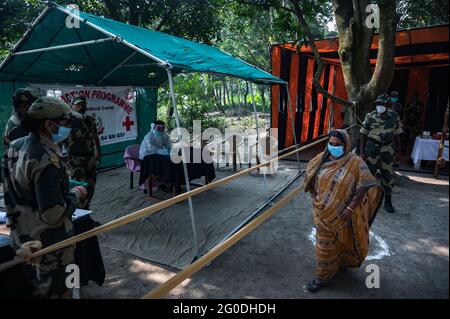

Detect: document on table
[0, 210, 91, 223]
[73, 209, 93, 220]
[0, 211, 7, 224]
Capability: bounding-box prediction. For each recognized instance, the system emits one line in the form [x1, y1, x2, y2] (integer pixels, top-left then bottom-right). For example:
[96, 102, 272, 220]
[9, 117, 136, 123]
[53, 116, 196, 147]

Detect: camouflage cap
[375, 98, 386, 106]
[73, 95, 87, 105]
[12, 88, 38, 105]
[27, 96, 74, 120]
[376, 94, 389, 103]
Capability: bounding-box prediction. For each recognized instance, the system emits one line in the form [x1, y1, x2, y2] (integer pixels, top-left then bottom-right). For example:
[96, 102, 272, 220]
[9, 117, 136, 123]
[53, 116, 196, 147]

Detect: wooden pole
[37, 137, 323, 254]
[143, 184, 304, 299]
[0, 129, 343, 272]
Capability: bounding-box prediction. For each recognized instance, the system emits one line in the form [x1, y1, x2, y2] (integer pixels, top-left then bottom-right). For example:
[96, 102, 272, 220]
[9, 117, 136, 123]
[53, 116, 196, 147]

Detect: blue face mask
[51, 124, 72, 143]
[328, 143, 344, 158]
[391, 97, 398, 103]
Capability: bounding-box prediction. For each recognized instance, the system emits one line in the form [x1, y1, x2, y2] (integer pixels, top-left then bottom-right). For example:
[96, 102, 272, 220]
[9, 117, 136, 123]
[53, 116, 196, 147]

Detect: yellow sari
[304, 129, 383, 282]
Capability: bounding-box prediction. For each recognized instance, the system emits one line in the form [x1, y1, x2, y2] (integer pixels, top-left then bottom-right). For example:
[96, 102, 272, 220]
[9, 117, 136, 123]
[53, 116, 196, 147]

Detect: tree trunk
[213, 86, 222, 112]
[332, 0, 374, 116]
[223, 80, 232, 114]
[237, 83, 243, 116]
[229, 83, 235, 109]
[128, 0, 140, 26]
[220, 84, 225, 108]
[260, 86, 266, 113]
[333, 0, 397, 120]
[244, 82, 249, 111]
[331, 0, 397, 145]
[104, 0, 122, 21]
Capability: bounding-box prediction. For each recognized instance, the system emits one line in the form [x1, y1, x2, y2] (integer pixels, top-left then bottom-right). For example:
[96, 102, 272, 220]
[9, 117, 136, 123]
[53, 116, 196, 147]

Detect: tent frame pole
[11, 37, 114, 56]
[98, 52, 137, 84]
[285, 84, 302, 171]
[166, 68, 200, 260]
[249, 82, 269, 200]
[55, 5, 169, 68]
[117, 63, 159, 68]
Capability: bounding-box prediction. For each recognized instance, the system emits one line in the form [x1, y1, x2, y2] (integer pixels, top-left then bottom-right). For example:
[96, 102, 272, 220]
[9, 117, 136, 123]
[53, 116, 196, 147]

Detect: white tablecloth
[410, 137, 449, 170]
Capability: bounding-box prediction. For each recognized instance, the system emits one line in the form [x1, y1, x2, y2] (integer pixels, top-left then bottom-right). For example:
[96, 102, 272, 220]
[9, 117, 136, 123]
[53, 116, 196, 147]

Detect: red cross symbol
[122, 116, 135, 131]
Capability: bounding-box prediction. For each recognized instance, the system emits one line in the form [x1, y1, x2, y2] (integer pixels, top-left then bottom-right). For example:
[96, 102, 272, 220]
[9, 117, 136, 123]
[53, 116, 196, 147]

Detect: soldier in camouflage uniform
[65, 96, 101, 209]
[2, 88, 37, 153]
[360, 98, 403, 213]
[388, 91, 406, 160]
[2, 89, 37, 182]
[388, 91, 404, 121]
[377, 93, 390, 105]
[3, 97, 87, 298]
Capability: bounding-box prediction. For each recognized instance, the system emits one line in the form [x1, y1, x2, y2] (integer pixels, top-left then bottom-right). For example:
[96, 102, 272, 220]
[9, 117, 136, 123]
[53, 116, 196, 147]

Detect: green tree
[0, 0, 222, 60]
[0, 0, 41, 58]
[237, 0, 397, 144]
[397, 0, 449, 28]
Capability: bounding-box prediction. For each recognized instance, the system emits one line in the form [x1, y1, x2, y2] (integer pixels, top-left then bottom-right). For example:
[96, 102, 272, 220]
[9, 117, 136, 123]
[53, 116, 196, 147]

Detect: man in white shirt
[139, 120, 171, 159]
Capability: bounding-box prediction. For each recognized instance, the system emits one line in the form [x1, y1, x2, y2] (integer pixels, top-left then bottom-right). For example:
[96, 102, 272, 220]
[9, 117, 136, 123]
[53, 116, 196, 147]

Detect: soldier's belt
[368, 137, 393, 146]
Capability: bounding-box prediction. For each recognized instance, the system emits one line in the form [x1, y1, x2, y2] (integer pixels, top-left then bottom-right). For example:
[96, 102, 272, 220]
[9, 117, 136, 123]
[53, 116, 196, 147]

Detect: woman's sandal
[303, 278, 324, 293]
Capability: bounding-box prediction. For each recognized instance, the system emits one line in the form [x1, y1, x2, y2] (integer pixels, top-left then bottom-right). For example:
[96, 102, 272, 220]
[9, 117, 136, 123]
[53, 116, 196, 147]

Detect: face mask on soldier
[376, 105, 387, 114]
[47, 121, 72, 143]
[74, 103, 87, 114]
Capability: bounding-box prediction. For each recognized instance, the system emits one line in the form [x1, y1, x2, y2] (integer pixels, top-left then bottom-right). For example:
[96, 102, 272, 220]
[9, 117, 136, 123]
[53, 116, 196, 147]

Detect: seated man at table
[139, 120, 172, 192]
[139, 120, 171, 158]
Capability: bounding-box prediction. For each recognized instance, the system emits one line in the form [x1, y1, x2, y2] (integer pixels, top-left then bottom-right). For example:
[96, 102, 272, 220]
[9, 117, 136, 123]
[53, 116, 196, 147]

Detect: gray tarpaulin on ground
[90, 165, 296, 270]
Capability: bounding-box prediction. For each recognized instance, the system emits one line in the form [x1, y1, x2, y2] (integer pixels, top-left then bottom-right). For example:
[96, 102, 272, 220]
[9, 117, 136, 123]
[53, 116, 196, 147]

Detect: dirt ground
[1, 156, 448, 299]
[78, 162, 449, 299]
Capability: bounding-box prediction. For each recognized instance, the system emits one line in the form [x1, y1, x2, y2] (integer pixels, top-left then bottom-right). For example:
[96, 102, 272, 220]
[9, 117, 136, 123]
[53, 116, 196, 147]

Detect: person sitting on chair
[139, 120, 171, 159]
[139, 120, 172, 192]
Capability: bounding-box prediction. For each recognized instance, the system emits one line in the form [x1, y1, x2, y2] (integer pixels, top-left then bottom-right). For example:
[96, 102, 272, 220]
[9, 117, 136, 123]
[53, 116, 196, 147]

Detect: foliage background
[0, 0, 448, 131]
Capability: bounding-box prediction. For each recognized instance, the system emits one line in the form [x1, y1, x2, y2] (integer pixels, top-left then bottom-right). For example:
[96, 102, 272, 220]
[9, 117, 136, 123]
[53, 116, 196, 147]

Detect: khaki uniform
[65, 114, 100, 209]
[360, 110, 403, 195]
[3, 133, 79, 298]
[2, 112, 28, 152]
[2, 113, 28, 181]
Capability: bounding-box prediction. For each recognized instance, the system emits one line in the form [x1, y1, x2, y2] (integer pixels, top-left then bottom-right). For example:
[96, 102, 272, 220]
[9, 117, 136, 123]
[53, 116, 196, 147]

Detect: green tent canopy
[0, 3, 284, 170]
[0, 3, 285, 86]
[0, 3, 287, 258]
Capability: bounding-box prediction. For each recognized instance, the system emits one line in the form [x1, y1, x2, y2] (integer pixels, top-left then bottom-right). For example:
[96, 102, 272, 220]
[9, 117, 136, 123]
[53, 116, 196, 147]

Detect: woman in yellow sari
[303, 129, 383, 292]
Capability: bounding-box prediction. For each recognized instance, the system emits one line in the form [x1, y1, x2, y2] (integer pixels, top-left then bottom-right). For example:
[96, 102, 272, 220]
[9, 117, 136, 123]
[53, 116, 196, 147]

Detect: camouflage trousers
[365, 141, 394, 196]
[68, 155, 97, 209]
[23, 246, 75, 299]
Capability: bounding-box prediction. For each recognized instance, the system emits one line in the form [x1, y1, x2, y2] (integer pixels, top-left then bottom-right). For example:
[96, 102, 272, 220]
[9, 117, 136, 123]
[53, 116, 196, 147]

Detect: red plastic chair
[124, 145, 141, 189]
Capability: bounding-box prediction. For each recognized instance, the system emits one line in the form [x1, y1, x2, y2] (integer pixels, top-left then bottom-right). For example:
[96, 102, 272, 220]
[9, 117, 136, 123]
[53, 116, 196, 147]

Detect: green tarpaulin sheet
[0, 2, 283, 174]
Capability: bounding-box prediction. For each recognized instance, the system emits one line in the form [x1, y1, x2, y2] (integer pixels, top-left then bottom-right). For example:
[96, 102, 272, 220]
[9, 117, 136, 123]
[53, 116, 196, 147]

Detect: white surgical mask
[376, 105, 387, 114]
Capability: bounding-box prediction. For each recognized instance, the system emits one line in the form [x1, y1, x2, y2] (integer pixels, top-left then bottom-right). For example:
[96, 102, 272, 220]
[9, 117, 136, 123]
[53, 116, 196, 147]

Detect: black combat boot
[384, 194, 395, 213]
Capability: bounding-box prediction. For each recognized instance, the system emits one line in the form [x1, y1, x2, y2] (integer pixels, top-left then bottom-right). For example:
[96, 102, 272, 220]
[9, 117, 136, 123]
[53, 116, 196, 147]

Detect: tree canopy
[0, 0, 447, 133]
[1, 0, 447, 65]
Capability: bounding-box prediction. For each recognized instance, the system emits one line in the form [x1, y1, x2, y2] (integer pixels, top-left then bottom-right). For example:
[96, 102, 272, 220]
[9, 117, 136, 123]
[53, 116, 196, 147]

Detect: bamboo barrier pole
[32, 136, 327, 255]
[143, 184, 305, 299]
[0, 129, 340, 272]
